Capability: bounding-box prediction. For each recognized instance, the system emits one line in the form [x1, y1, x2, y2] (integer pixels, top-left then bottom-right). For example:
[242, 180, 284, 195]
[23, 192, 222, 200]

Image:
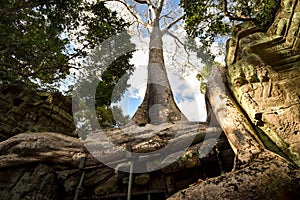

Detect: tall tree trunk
[132, 22, 187, 125]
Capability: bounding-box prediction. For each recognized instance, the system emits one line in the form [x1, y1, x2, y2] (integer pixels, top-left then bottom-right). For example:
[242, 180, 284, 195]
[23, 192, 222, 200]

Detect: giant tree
[104, 0, 191, 125]
[0, 0, 299, 199]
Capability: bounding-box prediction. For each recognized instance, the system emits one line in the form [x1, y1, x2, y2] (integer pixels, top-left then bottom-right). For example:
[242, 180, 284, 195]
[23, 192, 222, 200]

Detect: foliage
[0, 0, 129, 85]
[196, 65, 212, 94]
[181, 0, 279, 48]
[94, 48, 135, 128]
[95, 58, 133, 128]
[82, 31, 135, 128]
[0, 0, 135, 128]
[96, 105, 130, 128]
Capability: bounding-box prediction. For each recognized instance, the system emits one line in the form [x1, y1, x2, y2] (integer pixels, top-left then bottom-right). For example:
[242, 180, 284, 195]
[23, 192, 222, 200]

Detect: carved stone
[226, 0, 300, 167]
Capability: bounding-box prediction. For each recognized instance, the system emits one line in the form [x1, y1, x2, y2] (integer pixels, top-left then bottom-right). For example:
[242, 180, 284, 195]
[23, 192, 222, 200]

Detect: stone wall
[0, 85, 76, 141]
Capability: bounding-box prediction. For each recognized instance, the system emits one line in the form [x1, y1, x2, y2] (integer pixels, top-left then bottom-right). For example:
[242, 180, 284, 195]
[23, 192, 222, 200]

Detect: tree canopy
[0, 0, 135, 128]
[0, 0, 130, 85]
[181, 0, 279, 48]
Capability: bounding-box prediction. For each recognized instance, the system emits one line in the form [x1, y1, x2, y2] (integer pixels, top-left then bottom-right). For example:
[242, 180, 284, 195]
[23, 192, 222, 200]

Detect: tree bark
[206, 66, 263, 168]
[132, 6, 187, 125]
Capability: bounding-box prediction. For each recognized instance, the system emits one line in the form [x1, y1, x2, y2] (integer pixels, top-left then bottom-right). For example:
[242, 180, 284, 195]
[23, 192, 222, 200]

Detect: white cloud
[210, 40, 226, 65]
[127, 45, 148, 100]
[169, 73, 207, 121]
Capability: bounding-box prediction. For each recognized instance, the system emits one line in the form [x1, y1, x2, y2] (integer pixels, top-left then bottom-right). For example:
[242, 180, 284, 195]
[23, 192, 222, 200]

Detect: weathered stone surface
[135, 173, 150, 185]
[0, 85, 76, 141]
[226, 0, 300, 167]
[0, 164, 61, 200]
[94, 174, 119, 195]
[168, 150, 300, 200]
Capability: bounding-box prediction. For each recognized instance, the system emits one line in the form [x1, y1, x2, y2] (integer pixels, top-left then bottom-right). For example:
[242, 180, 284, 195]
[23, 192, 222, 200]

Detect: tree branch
[160, 10, 172, 20]
[148, 4, 156, 25]
[222, 0, 256, 21]
[104, 0, 151, 28]
[134, 0, 147, 4]
[157, 0, 165, 12]
[166, 31, 184, 46]
[161, 14, 185, 34]
[166, 31, 198, 71]
[134, 0, 154, 7]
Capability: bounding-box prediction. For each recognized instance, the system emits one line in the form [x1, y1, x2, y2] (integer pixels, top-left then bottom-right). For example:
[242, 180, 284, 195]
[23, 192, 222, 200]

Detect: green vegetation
[0, 0, 134, 128]
[181, 0, 279, 48]
[181, 0, 279, 92]
[0, 0, 131, 85]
